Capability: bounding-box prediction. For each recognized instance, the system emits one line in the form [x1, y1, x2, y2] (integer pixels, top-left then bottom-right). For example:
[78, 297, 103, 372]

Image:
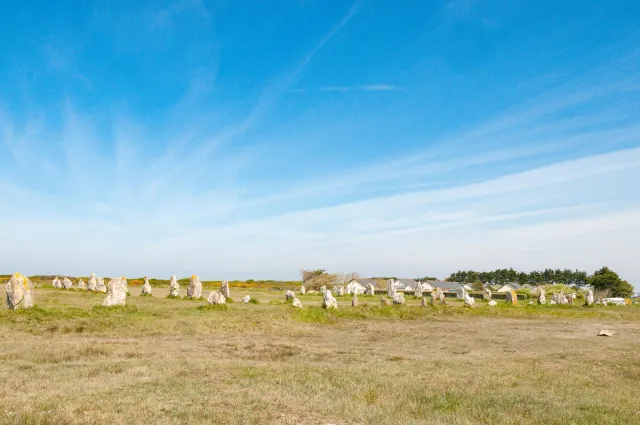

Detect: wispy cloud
[318, 84, 401, 92]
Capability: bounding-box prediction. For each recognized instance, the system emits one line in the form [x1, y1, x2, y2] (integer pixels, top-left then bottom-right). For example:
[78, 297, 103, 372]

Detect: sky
[0, 1, 639, 284]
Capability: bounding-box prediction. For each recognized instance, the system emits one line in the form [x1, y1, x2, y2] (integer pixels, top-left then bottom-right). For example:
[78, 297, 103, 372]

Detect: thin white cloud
[319, 84, 400, 92]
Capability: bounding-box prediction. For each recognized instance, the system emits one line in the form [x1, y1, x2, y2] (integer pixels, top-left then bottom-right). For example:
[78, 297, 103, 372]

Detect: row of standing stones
[5, 274, 596, 311]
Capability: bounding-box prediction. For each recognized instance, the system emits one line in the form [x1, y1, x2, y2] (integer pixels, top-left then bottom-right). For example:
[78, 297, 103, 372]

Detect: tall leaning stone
[62, 277, 73, 290]
[187, 275, 202, 299]
[96, 277, 107, 293]
[221, 280, 230, 298]
[6, 273, 34, 310]
[102, 277, 128, 307]
[505, 290, 518, 306]
[141, 276, 152, 295]
[537, 288, 546, 305]
[87, 274, 97, 291]
[169, 274, 180, 297]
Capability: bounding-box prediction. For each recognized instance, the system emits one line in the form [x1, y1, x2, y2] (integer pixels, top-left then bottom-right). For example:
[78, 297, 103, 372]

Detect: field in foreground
[1, 288, 639, 425]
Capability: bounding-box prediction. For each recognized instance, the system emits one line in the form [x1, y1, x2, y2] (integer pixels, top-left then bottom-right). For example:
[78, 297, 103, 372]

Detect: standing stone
[505, 290, 518, 306]
[434, 287, 446, 305]
[242, 295, 251, 304]
[567, 293, 575, 306]
[421, 297, 427, 307]
[584, 290, 594, 306]
[5, 273, 34, 310]
[488, 300, 497, 307]
[365, 283, 375, 296]
[77, 279, 86, 290]
[52, 276, 62, 289]
[292, 298, 303, 308]
[387, 280, 396, 297]
[351, 292, 358, 307]
[169, 274, 180, 297]
[381, 297, 391, 306]
[483, 287, 492, 301]
[285, 289, 296, 301]
[335, 285, 345, 296]
[322, 290, 338, 309]
[456, 287, 466, 300]
[319, 285, 327, 294]
[96, 277, 107, 293]
[141, 276, 152, 295]
[87, 274, 97, 291]
[463, 292, 475, 308]
[221, 280, 230, 298]
[551, 292, 560, 304]
[299, 286, 306, 295]
[392, 293, 405, 305]
[559, 292, 568, 305]
[414, 282, 424, 298]
[102, 277, 128, 307]
[187, 275, 202, 299]
[207, 291, 226, 305]
[537, 288, 546, 305]
[62, 277, 73, 290]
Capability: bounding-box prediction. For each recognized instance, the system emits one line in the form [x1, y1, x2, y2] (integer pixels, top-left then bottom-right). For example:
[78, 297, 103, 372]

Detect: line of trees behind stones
[301, 266, 635, 298]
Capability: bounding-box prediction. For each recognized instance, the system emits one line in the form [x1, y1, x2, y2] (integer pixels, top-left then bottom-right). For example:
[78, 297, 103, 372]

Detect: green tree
[589, 267, 633, 297]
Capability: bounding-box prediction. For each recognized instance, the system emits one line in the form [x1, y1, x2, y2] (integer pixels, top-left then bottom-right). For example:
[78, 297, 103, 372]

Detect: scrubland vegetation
[1, 287, 639, 424]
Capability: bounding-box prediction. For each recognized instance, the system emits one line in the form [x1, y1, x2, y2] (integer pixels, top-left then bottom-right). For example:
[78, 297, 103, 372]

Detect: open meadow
[1, 287, 639, 425]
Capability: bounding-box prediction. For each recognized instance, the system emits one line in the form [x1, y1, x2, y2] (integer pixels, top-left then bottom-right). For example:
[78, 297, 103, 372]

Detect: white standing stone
[352, 292, 358, 307]
[488, 300, 497, 307]
[102, 277, 128, 307]
[433, 287, 446, 305]
[208, 291, 226, 305]
[285, 289, 296, 301]
[414, 282, 424, 298]
[5, 273, 34, 310]
[52, 276, 62, 289]
[335, 285, 345, 296]
[187, 275, 202, 299]
[365, 283, 375, 296]
[463, 292, 475, 308]
[87, 274, 97, 291]
[299, 286, 306, 295]
[387, 279, 396, 297]
[292, 297, 303, 308]
[221, 280, 230, 298]
[483, 287, 492, 301]
[242, 295, 251, 304]
[169, 274, 180, 297]
[392, 293, 405, 305]
[537, 288, 546, 305]
[551, 292, 560, 304]
[62, 277, 73, 290]
[77, 279, 86, 290]
[96, 277, 107, 293]
[421, 297, 427, 307]
[141, 276, 152, 295]
[456, 287, 466, 300]
[322, 289, 338, 309]
[584, 290, 594, 306]
[559, 292, 568, 305]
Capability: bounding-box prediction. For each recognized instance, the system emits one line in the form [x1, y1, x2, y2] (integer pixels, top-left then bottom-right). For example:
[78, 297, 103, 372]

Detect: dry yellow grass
[1, 287, 639, 424]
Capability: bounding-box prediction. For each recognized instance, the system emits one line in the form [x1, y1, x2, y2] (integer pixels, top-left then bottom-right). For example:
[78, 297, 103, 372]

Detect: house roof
[428, 280, 464, 290]
[395, 278, 419, 290]
[503, 282, 521, 290]
[351, 278, 377, 287]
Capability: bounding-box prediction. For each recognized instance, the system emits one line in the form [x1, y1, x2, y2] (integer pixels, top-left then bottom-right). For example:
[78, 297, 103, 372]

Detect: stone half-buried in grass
[292, 297, 303, 308]
[242, 295, 251, 304]
[5, 273, 35, 310]
[207, 290, 226, 305]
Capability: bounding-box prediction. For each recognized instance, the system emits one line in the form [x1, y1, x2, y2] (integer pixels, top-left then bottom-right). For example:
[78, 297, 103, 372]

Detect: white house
[346, 278, 377, 294]
[496, 282, 521, 293]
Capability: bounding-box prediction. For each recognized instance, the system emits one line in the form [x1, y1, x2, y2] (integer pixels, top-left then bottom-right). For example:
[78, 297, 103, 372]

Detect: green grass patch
[197, 304, 229, 311]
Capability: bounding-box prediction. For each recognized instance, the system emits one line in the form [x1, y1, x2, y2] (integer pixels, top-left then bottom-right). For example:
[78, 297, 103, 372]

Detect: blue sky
[1, 1, 639, 284]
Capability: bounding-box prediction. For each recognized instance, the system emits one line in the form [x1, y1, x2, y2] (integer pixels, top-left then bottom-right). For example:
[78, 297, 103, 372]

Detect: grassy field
[1, 287, 639, 425]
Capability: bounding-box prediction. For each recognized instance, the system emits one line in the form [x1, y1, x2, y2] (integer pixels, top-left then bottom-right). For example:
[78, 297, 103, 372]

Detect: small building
[392, 278, 420, 292]
[496, 282, 521, 293]
[429, 281, 466, 293]
[346, 278, 377, 294]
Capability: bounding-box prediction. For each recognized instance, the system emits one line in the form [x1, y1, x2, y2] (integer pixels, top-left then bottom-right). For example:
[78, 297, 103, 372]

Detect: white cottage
[346, 278, 377, 294]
